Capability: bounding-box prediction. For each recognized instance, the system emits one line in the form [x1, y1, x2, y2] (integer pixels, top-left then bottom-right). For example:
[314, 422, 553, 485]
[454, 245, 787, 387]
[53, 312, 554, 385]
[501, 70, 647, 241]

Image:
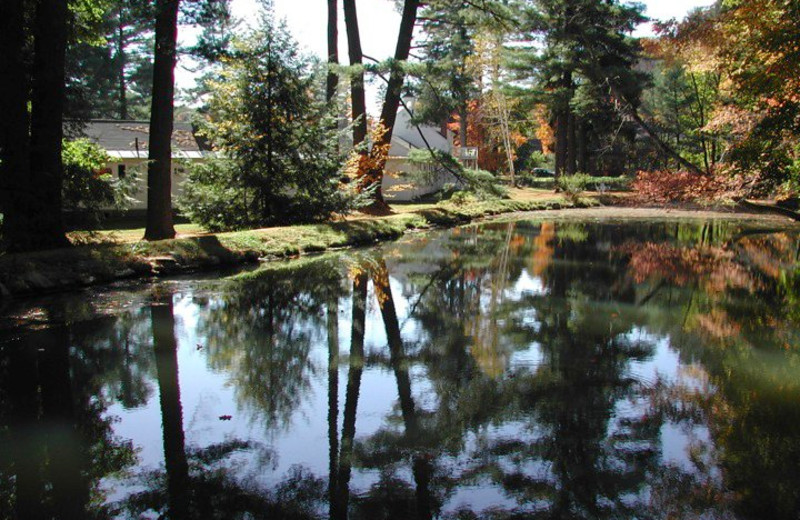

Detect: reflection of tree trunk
[412, 456, 433, 520]
[327, 296, 340, 520]
[38, 328, 88, 518]
[372, 262, 417, 434]
[372, 261, 432, 519]
[336, 272, 368, 518]
[6, 344, 45, 520]
[152, 300, 190, 519]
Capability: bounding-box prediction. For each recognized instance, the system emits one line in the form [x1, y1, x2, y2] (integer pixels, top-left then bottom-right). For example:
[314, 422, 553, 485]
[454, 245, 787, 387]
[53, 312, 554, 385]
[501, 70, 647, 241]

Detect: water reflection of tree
[119, 291, 328, 519]
[93, 309, 155, 409]
[334, 268, 367, 519]
[0, 314, 137, 519]
[482, 297, 659, 518]
[366, 220, 749, 518]
[445, 224, 660, 517]
[617, 222, 800, 519]
[196, 258, 347, 430]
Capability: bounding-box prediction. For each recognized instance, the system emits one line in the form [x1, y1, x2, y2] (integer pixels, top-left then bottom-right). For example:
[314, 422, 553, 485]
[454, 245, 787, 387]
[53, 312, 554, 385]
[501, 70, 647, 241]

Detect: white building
[72, 120, 213, 211]
[75, 111, 466, 210]
[382, 108, 465, 201]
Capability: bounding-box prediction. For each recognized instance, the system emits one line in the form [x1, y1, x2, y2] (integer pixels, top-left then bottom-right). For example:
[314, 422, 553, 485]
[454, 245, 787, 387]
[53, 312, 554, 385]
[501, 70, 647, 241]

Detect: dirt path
[497, 205, 800, 223]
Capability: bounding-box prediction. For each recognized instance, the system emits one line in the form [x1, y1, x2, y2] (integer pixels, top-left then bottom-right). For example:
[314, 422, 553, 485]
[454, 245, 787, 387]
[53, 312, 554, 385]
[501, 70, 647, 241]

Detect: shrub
[523, 151, 553, 171]
[516, 174, 631, 191]
[448, 190, 476, 206]
[62, 139, 137, 226]
[556, 173, 592, 201]
[631, 170, 734, 203]
[461, 168, 508, 199]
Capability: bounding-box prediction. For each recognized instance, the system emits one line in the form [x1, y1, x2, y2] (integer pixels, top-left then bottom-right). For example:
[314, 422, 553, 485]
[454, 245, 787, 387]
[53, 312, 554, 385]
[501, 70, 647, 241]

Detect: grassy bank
[0, 194, 592, 298]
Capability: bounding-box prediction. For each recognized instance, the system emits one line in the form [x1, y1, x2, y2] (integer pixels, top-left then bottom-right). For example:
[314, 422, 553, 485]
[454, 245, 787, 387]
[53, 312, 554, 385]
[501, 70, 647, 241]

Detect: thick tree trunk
[553, 71, 572, 183]
[25, 0, 71, 251]
[363, 0, 421, 206]
[459, 105, 468, 148]
[117, 11, 129, 120]
[326, 0, 339, 103]
[0, 0, 33, 251]
[566, 112, 577, 175]
[343, 0, 367, 148]
[144, 0, 179, 241]
[554, 110, 568, 181]
[577, 118, 588, 174]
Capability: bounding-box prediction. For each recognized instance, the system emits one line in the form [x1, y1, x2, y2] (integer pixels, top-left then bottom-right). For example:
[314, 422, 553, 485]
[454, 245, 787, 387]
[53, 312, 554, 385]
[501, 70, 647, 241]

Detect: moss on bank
[0, 195, 591, 298]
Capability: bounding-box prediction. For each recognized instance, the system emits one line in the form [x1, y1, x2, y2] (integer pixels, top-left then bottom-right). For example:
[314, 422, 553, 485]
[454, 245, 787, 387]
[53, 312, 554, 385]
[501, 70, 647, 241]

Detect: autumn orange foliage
[617, 242, 757, 294]
[631, 170, 753, 203]
[448, 99, 525, 173]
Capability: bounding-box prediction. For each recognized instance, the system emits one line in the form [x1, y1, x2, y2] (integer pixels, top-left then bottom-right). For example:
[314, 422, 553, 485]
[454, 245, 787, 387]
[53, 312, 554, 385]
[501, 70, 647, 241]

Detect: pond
[1, 216, 800, 519]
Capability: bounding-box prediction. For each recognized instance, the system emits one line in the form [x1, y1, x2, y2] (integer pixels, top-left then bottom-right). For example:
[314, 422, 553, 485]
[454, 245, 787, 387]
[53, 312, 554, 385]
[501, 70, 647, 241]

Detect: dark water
[2, 217, 800, 519]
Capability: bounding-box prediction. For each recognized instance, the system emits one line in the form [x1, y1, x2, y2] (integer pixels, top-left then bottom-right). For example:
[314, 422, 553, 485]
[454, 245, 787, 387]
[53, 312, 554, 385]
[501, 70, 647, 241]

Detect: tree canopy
[179, 16, 360, 230]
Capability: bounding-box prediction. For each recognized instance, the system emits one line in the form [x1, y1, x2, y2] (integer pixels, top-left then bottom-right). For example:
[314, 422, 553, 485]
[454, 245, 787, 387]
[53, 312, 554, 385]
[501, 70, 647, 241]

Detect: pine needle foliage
[179, 16, 359, 231]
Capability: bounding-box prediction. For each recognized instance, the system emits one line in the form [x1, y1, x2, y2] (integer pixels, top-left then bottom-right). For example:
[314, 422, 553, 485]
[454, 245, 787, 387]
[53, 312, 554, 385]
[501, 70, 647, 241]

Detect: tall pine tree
[513, 0, 647, 177]
[144, 0, 180, 241]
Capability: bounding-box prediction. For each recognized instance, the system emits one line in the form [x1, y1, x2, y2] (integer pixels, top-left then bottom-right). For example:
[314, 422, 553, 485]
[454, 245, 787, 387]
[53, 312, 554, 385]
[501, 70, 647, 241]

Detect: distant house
[384, 108, 468, 201]
[70, 120, 213, 210]
[73, 114, 466, 210]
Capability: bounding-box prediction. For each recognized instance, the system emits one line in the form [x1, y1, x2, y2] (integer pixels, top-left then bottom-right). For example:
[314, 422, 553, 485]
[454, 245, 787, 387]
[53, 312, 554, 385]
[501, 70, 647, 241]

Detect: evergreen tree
[179, 17, 358, 231]
[65, 0, 155, 120]
[144, 0, 180, 241]
[512, 0, 647, 178]
[65, 0, 231, 121]
[413, 0, 484, 148]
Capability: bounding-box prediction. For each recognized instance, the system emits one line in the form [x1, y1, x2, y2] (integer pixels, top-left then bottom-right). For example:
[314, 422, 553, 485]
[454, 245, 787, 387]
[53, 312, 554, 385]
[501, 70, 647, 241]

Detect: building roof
[69, 115, 449, 161]
[67, 119, 208, 158]
[389, 108, 451, 157]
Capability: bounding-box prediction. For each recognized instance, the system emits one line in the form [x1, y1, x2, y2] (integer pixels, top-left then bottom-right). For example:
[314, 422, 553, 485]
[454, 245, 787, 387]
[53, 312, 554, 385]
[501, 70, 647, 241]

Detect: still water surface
[2, 217, 800, 519]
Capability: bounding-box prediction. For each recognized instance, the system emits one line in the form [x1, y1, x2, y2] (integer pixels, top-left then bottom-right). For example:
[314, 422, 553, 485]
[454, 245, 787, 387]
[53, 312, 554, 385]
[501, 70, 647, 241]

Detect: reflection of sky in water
[13, 218, 799, 518]
[102, 276, 716, 512]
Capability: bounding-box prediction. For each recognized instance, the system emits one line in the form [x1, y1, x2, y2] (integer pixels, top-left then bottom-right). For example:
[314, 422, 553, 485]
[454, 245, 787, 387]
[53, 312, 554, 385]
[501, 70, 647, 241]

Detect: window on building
[117, 164, 126, 179]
